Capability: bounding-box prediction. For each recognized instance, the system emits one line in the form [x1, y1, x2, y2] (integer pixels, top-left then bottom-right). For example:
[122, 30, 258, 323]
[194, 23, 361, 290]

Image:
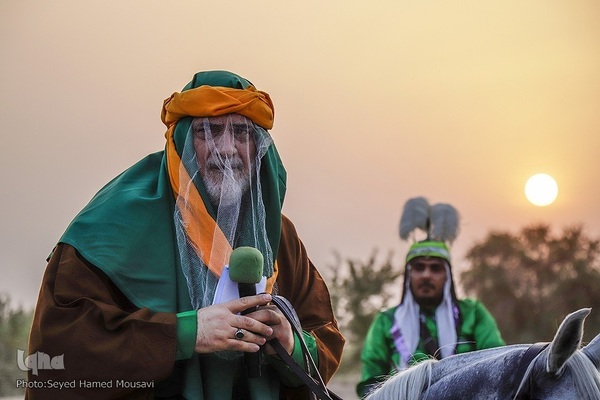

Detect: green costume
[356, 299, 505, 398]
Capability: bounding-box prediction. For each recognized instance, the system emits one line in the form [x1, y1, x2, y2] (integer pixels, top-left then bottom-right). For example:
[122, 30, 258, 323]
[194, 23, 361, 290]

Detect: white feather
[430, 203, 460, 243]
[399, 197, 430, 240]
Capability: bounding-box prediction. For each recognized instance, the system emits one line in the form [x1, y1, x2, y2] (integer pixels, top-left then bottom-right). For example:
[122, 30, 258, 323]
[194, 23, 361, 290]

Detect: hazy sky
[1, 1, 599, 309]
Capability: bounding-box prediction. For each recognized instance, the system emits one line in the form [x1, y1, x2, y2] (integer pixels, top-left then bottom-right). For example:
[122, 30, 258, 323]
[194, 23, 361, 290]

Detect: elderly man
[356, 198, 504, 398]
[27, 71, 344, 400]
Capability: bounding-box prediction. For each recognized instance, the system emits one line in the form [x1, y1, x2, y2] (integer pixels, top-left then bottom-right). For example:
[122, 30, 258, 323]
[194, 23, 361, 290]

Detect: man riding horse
[356, 197, 505, 398]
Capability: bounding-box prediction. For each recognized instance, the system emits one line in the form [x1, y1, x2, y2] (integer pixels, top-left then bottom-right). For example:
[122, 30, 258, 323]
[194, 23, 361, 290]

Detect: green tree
[0, 294, 34, 396]
[460, 224, 600, 344]
[327, 249, 403, 370]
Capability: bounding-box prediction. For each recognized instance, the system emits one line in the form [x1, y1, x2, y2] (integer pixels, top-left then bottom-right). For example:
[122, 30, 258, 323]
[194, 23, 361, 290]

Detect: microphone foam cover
[229, 246, 264, 284]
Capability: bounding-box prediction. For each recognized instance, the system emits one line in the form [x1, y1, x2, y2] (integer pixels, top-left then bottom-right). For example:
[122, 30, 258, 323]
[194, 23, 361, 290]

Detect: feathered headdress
[399, 197, 460, 243]
[399, 197, 460, 263]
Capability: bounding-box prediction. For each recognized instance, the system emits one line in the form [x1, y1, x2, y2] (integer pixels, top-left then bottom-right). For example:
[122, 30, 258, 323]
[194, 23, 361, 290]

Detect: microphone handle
[238, 282, 262, 378]
[238, 283, 258, 314]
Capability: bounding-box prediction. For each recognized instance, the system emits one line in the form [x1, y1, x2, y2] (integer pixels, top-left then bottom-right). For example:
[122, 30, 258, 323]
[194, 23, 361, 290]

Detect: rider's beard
[413, 292, 444, 310]
[203, 156, 251, 207]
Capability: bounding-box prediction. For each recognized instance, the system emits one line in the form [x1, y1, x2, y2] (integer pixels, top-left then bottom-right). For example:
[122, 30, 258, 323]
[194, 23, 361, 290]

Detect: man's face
[191, 114, 256, 206]
[408, 256, 448, 308]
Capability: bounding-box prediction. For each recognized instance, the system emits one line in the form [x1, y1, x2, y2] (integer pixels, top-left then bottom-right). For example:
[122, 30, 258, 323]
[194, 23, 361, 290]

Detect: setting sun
[525, 174, 558, 207]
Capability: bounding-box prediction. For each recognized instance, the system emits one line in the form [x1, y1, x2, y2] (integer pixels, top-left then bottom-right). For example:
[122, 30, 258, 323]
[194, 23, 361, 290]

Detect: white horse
[366, 308, 600, 399]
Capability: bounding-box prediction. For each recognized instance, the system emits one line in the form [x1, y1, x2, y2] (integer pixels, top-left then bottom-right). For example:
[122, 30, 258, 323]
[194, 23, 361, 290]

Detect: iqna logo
[17, 349, 65, 376]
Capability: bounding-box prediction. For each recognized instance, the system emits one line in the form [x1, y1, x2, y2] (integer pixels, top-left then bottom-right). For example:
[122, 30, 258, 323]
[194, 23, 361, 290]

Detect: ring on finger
[234, 328, 245, 340]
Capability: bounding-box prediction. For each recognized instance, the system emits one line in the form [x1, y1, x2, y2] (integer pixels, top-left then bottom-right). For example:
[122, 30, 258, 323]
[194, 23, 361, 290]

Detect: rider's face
[408, 257, 447, 308]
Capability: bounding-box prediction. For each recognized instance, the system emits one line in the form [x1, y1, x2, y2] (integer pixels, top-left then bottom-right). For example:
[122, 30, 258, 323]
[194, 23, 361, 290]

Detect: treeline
[461, 224, 600, 344]
[0, 295, 33, 397]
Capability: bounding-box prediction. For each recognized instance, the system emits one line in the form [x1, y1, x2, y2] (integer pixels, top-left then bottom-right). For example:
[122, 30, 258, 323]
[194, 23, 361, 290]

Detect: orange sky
[1, 1, 599, 308]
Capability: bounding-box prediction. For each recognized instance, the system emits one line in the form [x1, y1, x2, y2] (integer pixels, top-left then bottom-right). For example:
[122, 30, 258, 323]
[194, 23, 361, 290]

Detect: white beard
[203, 158, 250, 207]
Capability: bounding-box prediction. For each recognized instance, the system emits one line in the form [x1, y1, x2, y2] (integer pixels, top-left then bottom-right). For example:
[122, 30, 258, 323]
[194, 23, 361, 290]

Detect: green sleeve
[175, 310, 197, 360]
[356, 310, 396, 399]
[267, 330, 318, 387]
[472, 300, 506, 348]
[458, 299, 505, 352]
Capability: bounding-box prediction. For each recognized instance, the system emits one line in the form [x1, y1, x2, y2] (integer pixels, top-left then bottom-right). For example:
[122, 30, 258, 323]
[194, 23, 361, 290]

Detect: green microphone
[228, 246, 264, 378]
[229, 246, 264, 288]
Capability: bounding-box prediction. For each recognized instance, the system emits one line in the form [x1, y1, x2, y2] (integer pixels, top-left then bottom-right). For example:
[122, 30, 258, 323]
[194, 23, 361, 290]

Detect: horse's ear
[546, 308, 591, 374]
[582, 333, 600, 369]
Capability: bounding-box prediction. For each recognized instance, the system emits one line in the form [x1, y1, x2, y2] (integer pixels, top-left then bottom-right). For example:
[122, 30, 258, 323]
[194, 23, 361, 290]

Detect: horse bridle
[513, 342, 550, 399]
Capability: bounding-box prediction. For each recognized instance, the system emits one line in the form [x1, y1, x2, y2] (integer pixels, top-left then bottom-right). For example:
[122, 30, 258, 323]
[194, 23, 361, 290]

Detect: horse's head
[366, 308, 600, 400]
[514, 308, 600, 399]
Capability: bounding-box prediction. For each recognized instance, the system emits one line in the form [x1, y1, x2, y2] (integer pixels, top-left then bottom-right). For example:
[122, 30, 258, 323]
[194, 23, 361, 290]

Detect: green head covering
[405, 240, 452, 264]
[182, 70, 253, 91]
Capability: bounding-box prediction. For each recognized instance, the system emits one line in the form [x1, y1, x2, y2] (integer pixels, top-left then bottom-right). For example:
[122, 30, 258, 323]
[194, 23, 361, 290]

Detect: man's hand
[195, 294, 273, 353]
[247, 303, 294, 356]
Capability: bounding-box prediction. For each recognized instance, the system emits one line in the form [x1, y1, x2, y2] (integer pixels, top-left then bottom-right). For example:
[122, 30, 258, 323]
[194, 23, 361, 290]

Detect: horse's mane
[366, 359, 437, 400]
[516, 350, 600, 400]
